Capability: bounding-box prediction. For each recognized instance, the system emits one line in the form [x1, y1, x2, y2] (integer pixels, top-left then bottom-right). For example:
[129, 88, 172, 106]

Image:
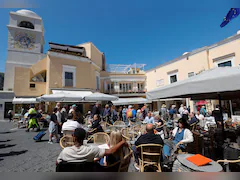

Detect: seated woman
[163, 118, 193, 159]
[154, 115, 165, 140]
[100, 130, 129, 166]
[90, 114, 103, 133]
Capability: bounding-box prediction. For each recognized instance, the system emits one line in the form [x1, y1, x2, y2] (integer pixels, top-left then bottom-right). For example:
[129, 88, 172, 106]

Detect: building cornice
[7, 25, 43, 33]
[48, 51, 101, 70]
[10, 12, 42, 20]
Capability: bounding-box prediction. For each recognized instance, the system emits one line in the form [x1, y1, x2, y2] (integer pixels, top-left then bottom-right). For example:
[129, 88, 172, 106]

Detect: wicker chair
[88, 128, 97, 134]
[139, 125, 147, 135]
[60, 130, 75, 149]
[190, 122, 198, 131]
[136, 144, 163, 172]
[121, 128, 138, 142]
[113, 121, 126, 126]
[132, 124, 142, 133]
[89, 132, 110, 144]
[217, 158, 240, 172]
[103, 147, 133, 172]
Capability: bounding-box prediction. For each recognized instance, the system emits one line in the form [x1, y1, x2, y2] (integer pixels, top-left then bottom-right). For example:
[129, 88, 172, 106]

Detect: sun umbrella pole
[218, 93, 225, 140]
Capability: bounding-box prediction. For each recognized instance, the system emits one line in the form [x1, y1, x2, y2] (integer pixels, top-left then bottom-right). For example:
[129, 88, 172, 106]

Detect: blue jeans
[163, 140, 185, 157]
[132, 145, 139, 164]
[122, 114, 128, 125]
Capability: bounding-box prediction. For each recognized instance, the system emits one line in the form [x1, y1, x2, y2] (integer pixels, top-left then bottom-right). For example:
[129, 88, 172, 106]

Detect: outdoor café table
[113, 124, 127, 129]
[112, 125, 127, 131]
[172, 154, 223, 172]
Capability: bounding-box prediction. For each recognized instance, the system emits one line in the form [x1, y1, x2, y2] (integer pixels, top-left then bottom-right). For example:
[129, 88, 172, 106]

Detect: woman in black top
[91, 114, 103, 133]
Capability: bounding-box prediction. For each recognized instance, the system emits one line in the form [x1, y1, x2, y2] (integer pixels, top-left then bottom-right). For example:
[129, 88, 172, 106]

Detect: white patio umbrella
[84, 92, 119, 101]
[37, 92, 84, 102]
[12, 97, 38, 104]
[112, 97, 151, 106]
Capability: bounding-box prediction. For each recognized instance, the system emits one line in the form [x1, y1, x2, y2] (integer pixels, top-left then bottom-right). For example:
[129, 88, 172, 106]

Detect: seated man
[62, 113, 82, 132]
[143, 112, 155, 124]
[90, 114, 103, 133]
[188, 112, 198, 126]
[132, 124, 164, 170]
[57, 128, 126, 164]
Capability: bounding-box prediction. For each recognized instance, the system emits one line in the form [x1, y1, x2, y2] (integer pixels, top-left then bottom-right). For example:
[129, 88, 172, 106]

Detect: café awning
[147, 67, 240, 100]
[112, 97, 151, 106]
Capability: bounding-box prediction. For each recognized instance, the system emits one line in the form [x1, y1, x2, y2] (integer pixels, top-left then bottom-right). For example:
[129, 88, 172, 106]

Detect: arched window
[18, 21, 34, 29]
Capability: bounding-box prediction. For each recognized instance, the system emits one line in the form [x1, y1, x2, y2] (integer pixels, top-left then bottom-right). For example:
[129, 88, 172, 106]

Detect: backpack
[127, 110, 133, 118]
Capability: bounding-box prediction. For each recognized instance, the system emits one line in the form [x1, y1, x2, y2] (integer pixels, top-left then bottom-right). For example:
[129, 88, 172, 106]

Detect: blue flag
[220, 8, 240, 28]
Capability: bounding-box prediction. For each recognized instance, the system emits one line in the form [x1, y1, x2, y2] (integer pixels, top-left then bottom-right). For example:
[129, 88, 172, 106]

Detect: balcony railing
[104, 89, 146, 94]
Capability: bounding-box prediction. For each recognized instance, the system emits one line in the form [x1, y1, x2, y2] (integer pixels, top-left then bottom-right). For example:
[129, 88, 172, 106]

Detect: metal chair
[136, 144, 163, 172]
[60, 130, 75, 149]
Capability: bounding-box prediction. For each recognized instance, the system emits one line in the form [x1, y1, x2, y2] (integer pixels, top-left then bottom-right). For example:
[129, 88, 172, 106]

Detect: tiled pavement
[0, 120, 137, 172]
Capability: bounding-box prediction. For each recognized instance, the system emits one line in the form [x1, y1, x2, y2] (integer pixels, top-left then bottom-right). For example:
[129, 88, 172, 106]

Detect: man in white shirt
[196, 111, 204, 121]
[143, 111, 155, 124]
[57, 128, 126, 163]
[178, 104, 184, 115]
[62, 113, 82, 132]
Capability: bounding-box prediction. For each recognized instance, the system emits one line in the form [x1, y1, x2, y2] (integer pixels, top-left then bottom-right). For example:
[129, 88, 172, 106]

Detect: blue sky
[0, 0, 239, 72]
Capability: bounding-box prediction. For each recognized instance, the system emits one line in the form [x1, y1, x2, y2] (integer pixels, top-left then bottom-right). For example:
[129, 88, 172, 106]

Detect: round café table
[173, 154, 223, 172]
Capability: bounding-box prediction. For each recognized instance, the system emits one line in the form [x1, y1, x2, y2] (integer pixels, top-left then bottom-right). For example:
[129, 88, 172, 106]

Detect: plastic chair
[136, 144, 163, 172]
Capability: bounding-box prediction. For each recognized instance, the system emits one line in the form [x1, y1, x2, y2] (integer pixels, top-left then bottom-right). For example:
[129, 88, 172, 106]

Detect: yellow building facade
[146, 31, 240, 113]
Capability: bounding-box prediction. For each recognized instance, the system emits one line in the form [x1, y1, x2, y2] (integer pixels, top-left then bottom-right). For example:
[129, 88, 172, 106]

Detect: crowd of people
[14, 101, 227, 171]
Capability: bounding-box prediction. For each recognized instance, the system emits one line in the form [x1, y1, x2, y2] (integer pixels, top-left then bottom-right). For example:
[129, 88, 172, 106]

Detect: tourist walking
[48, 108, 59, 144]
[26, 104, 39, 132]
[8, 109, 13, 122]
[122, 106, 128, 125]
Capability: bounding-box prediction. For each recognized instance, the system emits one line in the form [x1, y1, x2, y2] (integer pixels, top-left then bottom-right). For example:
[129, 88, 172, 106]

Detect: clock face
[14, 32, 35, 50]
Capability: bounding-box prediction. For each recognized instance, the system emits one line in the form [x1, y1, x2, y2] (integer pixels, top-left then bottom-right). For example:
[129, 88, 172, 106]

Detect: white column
[186, 98, 189, 107]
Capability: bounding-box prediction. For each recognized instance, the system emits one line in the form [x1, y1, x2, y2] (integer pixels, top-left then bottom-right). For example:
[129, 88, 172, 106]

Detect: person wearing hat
[57, 128, 127, 164]
[163, 118, 193, 159]
[26, 104, 39, 132]
[69, 104, 78, 121]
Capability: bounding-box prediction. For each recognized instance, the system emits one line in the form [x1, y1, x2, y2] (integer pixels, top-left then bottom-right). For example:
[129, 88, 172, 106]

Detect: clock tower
[4, 9, 45, 91]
